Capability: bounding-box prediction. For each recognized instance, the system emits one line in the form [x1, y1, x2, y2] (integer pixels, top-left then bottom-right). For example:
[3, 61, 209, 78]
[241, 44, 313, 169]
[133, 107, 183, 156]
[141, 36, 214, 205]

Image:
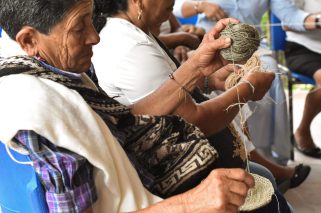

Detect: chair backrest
[176, 15, 198, 25]
[270, 13, 287, 51]
[0, 142, 48, 213]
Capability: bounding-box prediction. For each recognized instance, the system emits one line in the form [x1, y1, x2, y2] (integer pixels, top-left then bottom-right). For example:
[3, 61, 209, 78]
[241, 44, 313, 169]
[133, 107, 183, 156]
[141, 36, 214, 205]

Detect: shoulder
[100, 18, 151, 46]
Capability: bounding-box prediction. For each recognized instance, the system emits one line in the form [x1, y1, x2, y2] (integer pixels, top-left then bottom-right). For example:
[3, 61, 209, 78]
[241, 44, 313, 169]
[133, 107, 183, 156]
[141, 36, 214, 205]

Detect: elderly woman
[0, 0, 294, 212]
[0, 0, 259, 212]
[92, 0, 291, 188]
[92, 0, 273, 141]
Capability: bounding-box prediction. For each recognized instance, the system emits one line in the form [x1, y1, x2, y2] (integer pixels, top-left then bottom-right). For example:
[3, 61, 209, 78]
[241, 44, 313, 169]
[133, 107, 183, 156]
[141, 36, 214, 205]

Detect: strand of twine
[220, 23, 262, 173]
[221, 23, 281, 213]
[251, 22, 321, 28]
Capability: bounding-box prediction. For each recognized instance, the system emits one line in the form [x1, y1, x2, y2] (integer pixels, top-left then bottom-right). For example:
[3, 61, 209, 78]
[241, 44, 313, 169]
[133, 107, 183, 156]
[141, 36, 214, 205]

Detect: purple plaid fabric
[14, 130, 97, 213]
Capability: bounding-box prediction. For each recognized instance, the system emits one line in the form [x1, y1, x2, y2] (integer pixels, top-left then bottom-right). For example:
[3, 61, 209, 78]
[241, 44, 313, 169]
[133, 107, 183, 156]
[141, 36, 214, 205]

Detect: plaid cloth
[14, 130, 97, 213]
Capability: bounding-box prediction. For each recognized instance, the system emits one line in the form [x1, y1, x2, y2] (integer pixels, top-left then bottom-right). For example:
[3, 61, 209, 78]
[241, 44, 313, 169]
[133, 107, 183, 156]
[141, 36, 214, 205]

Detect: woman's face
[143, 0, 175, 26]
[36, 0, 100, 73]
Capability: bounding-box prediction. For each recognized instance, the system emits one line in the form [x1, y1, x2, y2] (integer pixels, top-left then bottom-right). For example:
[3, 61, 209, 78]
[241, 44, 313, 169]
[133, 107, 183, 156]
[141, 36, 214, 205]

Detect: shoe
[295, 143, 321, 159]
[289, 164, 311, 188]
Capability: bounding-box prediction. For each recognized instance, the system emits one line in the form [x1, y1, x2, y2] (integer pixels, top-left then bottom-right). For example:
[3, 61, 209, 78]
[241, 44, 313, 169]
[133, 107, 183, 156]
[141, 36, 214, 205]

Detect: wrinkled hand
[242, 71, 275, 101]
[189, 18, 239, 77]
[174, 46, 190, 63]
[209, 64, 240, 91]
[182, 168, 254, 213]
[201, 2, 228, 21]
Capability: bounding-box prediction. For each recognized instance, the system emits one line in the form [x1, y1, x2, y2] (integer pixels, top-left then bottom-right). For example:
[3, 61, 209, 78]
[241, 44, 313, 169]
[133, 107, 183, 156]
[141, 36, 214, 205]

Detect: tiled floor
[284, 89, 321, 213]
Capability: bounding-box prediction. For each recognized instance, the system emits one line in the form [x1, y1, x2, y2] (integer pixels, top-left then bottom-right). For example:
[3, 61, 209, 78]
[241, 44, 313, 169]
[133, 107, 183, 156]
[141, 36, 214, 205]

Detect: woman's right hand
[182, 168, 254, 213]
[188, 18, 239, 77]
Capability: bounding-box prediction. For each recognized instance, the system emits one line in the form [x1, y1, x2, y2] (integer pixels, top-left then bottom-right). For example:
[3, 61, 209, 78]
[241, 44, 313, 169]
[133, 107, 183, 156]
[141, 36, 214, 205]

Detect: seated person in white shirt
[284, 0, 321, 159]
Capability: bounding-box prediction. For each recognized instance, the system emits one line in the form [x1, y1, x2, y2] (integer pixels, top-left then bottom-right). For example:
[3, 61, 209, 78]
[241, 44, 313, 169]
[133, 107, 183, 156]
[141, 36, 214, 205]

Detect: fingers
[206, 36, 232, 51]
[223, 168, 255, 188]
[208, 18, 239, 39]
[227, 178, 251, 197]
[223, 64, 240, 73]
[226, 189, 248, 207]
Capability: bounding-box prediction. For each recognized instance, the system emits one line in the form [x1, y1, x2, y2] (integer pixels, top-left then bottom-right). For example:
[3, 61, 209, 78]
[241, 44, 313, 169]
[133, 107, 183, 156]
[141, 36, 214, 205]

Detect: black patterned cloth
[0, 56, 246, 198]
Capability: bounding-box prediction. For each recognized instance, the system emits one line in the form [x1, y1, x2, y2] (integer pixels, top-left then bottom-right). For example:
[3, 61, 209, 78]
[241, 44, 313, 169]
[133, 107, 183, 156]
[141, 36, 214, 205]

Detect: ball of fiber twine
[239, 173, 274, 212]
[219, 23, 260, 62]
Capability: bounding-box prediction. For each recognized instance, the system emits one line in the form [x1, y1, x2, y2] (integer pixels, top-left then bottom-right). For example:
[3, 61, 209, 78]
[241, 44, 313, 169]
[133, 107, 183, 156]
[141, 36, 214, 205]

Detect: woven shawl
[0, 56, 245, 197]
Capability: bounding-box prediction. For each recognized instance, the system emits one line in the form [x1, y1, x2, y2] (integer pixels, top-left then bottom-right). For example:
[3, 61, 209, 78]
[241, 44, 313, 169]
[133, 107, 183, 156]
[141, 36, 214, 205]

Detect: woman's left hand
[188, 18, 239, 77]
[209, 64, 239, 91]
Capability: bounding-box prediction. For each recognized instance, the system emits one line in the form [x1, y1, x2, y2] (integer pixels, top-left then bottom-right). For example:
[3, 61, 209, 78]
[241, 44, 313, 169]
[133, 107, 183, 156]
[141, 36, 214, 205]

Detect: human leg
[285, 41, 321, 158]
[250, 150, 310, 188]
[295, 86, 321, 151]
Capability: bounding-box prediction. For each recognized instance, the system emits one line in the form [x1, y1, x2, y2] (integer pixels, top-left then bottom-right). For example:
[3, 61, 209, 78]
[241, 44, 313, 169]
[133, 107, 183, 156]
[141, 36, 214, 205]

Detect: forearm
[131, 60, 203, 115]
[158, 33, 187, 49]
[180, 82, 253, 136]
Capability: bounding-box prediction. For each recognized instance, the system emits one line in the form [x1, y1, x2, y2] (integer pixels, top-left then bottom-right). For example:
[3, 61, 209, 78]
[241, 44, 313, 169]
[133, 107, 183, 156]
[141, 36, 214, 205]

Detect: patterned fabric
[0, 55, 245, 198]
[13, 130, 97, 213]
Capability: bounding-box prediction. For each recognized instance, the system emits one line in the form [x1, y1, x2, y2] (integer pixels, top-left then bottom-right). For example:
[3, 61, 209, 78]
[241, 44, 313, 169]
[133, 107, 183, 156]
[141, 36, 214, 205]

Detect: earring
[137, 9, 143, 20]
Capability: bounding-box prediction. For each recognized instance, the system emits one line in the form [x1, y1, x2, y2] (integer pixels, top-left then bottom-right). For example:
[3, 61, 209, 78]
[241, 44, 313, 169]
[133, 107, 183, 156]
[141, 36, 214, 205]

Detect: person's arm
[179, 0, 228, 21]
[158, 32, 200, 49]
[132, 19, 274, 136]
[157, 13, 201, 49]
[271, 0, 318, 31]
[131, 18, 237, 116]
[131, 168, 254, 213]
[171, 71, 274, 136]
[14, 130, 97, 213]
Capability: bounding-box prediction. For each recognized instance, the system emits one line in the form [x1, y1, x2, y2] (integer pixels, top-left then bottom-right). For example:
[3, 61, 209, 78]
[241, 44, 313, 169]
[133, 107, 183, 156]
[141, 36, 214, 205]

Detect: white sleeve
[173, 0, 186, 17]
[271, 0, 309, 31]
[113, 43, 175, 104]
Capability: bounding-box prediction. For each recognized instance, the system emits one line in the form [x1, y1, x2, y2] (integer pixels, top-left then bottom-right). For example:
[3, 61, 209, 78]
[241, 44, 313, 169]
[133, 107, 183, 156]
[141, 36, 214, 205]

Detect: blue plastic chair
[270, 13, 315, 159]
[176, 15, 198, 25]
[0, 141, 48, 213]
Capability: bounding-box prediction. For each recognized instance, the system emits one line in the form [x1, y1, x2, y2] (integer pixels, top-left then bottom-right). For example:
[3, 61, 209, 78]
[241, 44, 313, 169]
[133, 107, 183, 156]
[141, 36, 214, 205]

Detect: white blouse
[93, 18, 177, 105]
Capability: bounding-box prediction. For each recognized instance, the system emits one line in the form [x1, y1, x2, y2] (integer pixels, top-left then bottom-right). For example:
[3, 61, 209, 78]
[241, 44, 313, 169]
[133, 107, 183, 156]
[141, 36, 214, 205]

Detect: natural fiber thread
[225, 53, 262, 91]
[219, 23, 260, 62]
[218, 24, 277, 211]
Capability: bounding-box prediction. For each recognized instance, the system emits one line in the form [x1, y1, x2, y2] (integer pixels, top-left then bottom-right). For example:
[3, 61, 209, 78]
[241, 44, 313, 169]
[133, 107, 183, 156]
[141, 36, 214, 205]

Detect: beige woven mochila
[239, 173, 274, 211]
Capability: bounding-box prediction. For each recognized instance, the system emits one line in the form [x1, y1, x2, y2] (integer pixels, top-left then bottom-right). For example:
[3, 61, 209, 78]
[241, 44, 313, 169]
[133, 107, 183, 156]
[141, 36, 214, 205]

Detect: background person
[284, 0, 321, 158]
